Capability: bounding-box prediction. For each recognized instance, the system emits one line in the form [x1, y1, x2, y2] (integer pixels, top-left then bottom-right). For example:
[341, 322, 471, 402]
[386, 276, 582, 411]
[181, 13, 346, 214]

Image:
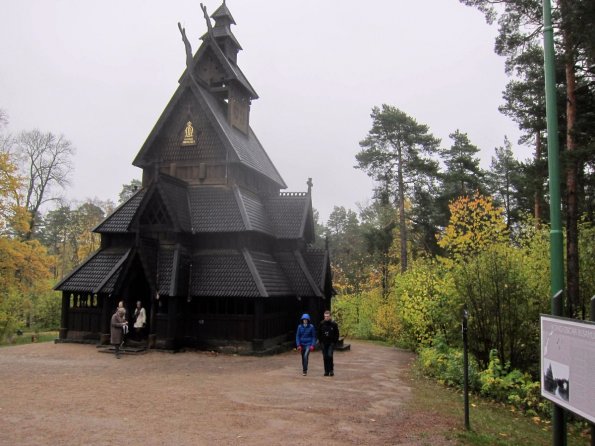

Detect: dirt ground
[0, 340, 458, 446]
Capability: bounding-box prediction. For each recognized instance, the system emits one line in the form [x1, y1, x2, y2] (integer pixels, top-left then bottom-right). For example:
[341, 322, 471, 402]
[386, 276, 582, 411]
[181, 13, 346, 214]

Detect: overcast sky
[0, 0, 527, 222]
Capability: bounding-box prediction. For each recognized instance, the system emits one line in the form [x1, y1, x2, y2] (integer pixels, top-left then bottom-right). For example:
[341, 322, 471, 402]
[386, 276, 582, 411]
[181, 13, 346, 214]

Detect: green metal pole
[542, 1, 566, 444]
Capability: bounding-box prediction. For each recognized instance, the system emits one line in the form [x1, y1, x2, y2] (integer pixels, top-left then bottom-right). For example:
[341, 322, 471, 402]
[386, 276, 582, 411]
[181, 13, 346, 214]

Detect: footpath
[0, 340, 457, 445]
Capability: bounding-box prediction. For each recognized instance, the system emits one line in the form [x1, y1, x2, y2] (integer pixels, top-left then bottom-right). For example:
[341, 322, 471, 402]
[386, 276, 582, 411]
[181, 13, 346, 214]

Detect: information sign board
[541, 315, 595, 423]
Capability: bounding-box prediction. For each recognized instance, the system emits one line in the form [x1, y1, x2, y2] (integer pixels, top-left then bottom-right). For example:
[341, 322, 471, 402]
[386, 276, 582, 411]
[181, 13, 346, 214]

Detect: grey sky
[0, 0, 525, 222]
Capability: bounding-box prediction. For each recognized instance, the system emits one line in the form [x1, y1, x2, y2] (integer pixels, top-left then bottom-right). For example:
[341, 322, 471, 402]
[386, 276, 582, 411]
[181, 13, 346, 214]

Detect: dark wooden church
[55, 1, 332, 352]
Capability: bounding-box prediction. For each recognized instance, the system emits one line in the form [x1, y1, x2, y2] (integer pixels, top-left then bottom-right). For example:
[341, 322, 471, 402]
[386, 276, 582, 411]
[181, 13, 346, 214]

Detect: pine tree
[356, 105, 441, 272]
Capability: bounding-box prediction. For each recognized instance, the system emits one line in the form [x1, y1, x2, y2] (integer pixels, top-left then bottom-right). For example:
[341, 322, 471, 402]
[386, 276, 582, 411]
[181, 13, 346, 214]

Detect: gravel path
[0, 340, 457, 445]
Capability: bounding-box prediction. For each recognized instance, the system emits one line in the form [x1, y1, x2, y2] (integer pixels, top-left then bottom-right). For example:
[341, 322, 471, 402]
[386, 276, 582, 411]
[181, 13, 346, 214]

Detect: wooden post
[59, 292, 69, 340]
[252, 299, 264, 351]
[166, 296, 178, 350]
[99, 294, 111, 345]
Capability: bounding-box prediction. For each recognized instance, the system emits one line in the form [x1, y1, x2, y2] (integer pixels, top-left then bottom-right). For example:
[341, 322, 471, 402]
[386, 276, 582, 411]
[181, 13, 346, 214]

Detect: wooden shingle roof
[54, 248, 131, 293]
[264, 193, 310, 239]
[188, 186, 245, 232]
[303, 248, 328, 290]
[249, 251, 293, 297]
[190, 250, 260, 297]
[94, 189, 146, 233]
[275, 251, 323, 297]
[157, 177, 192, 232]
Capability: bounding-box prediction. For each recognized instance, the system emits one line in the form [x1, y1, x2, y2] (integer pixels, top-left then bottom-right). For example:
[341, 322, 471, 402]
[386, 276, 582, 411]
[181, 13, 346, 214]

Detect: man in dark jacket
[318, 310, 339, 376]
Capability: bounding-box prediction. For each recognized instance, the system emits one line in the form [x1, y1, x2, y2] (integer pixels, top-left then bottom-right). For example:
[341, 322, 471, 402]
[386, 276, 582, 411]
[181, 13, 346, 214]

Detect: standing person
[110, 307, 128, 359]
[117, 301, 127, 322]
[117, 301, 128, 345]
[318, 310, 340, 376]
[133, 301, 146, 340]
[295, 313, 316, 376]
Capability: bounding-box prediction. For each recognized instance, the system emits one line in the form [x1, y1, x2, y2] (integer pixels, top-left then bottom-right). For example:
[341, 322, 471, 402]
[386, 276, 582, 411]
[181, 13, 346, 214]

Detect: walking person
[318, 310, 339, 376]
[110, 307, 128, 359]
[295, 313, 316, 376]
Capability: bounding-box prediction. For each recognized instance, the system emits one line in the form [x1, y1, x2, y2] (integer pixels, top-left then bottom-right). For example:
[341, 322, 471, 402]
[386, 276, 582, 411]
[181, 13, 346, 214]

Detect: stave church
[55, 1, 333, 352]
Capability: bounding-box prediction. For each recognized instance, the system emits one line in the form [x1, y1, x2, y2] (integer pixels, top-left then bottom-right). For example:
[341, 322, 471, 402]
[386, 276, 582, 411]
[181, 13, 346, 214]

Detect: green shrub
[417, 343, 554, 418]
[418, 338, 481, 390]
[477, 350, 551, 418]
[333, 289, 383, 340]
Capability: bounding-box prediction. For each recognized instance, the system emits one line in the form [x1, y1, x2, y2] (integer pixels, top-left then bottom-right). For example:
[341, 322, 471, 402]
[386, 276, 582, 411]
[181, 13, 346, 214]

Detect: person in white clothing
[133, 301, 146, 340]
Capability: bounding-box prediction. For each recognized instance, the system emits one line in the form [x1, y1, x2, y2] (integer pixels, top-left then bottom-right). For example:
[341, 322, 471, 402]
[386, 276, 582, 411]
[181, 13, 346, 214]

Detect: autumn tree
[356, 105, 441, 273]
[14, 129, 75, 240]
[438, 193, 509, 258]
[438, 194, 547, 369]
[460, 0, 595, 317]
[38, 199, 109, 279]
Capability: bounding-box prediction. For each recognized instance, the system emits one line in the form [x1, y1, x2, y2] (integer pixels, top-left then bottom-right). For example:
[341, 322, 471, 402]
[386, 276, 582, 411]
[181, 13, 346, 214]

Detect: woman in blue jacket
[295, 313, 316, 376]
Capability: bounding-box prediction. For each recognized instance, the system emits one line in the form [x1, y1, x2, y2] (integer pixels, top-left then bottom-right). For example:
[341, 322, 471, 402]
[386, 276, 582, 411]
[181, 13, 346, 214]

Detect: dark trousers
[300, 348, 311, 372]
[113, 343, 121, 358]
[321, 343, 335, 373]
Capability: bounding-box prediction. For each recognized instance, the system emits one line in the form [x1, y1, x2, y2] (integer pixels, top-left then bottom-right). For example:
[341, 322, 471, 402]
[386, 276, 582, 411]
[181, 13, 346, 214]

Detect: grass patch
[408, 367, 591, 446]
[0, 331, 58, 347]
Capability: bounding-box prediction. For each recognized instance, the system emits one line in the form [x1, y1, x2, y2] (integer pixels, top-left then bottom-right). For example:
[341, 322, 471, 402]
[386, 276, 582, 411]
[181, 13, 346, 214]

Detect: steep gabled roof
[275, 250, 323, 297]
[54, 248, 132, 293]
[264, 193, 311, 239]
[156, 176, 192, 232]
[235, 187, 273, 235]
[116, 174, 190, 235]
[194, 39, 256, 98]
[94, 188, 146, 233]
[248, 250, 293, 297]
[156, 246, 181, 297]
[132, 80, 285, 188]
[303, 247, 329, 291]
[211, 1, 236, 24]
[191, 82, 284, 186]
[95, 182, 313, 238]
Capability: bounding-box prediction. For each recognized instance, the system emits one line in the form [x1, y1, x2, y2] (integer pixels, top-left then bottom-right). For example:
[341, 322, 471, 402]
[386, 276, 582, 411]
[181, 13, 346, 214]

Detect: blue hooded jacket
[295, 313, 316, 348]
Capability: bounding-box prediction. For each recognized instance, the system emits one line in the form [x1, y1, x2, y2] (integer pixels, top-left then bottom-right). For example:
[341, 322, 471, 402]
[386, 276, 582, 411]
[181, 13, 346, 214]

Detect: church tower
[56, 2, 333, 353]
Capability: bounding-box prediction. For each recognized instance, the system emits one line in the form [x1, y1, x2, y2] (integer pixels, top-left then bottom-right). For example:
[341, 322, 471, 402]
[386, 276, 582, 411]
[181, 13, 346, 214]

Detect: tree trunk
[534, 132, 543, 225]
[562, 4, 579, 318]
[396, 145, 407, 273]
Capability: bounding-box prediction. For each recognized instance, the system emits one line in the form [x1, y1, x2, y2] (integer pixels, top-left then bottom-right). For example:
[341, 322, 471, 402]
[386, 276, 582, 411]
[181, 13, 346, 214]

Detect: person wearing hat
[295, 313, 316, 376]
[110, 307, 128, 359]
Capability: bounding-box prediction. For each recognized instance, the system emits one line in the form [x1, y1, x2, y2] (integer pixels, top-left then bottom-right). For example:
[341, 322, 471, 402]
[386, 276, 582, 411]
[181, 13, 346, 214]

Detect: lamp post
[542, 0, 566, 444]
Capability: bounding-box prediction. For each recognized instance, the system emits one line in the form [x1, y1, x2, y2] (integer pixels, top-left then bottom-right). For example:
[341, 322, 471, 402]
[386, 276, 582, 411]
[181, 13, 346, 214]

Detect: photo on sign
[543, 358, 570, 402]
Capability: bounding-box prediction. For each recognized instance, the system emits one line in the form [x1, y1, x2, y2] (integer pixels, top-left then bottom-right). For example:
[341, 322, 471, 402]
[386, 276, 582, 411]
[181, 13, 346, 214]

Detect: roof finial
[200, 3, 215, 39]
[307, 178, 313, 194]
[177, 22, 195, 81]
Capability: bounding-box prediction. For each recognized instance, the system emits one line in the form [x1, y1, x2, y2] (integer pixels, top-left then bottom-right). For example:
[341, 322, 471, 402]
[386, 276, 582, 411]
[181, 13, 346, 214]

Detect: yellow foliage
[437, 193, 508, 257]
[0, 237, 54, 294]
[0, 151, 28, 233]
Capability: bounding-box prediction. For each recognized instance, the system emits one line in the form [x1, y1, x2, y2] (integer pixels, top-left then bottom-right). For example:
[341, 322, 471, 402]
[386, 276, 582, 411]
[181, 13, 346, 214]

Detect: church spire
[209, 0, 242, 63]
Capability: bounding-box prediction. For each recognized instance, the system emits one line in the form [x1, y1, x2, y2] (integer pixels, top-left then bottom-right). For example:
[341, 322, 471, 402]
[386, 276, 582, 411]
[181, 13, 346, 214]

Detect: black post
[462, 308, 470, 430]
[551, 290, 567, 445]
[590, 296, 595, 446]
